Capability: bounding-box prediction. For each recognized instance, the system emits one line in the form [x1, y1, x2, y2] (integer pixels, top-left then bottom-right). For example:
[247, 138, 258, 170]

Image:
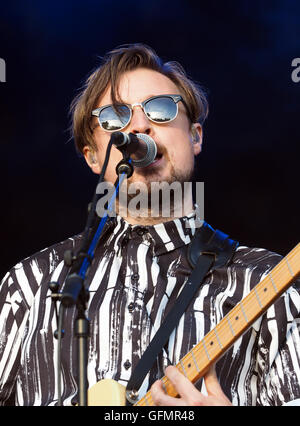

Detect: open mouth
[154, 152, 163, 162]
[140, 152, 164, 170]
[150, 150, 164, 166]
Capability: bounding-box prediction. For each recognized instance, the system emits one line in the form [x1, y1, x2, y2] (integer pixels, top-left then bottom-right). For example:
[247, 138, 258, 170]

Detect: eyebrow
[97, 93, 180, 109]
[114, 94, 157, 106]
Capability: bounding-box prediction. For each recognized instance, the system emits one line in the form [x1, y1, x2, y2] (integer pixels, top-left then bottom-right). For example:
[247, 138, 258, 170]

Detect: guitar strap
[125, 221, 238, 405]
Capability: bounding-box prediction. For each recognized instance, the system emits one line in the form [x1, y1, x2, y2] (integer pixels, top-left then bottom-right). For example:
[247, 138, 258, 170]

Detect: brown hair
[70, 43, 209, 154]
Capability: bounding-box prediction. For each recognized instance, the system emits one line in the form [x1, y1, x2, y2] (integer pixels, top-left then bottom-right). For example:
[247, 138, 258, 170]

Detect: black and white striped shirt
[0, 213, 300, 406]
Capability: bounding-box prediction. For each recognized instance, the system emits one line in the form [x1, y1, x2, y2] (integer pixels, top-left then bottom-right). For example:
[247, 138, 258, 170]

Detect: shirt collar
[106, 209, 203, 256]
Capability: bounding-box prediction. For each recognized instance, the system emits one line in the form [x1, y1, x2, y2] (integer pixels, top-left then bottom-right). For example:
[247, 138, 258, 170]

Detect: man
[0, 44, 299, 406]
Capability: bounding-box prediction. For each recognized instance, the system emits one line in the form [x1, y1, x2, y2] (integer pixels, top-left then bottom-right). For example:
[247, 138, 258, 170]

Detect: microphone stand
[50, 136, 134, 406]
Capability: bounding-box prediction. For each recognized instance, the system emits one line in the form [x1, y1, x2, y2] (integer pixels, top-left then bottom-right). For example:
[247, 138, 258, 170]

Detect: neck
[116, 187, 195, 226]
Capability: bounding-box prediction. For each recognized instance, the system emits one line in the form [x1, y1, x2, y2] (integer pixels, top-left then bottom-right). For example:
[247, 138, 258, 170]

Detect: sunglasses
[91, 94, 185, 132]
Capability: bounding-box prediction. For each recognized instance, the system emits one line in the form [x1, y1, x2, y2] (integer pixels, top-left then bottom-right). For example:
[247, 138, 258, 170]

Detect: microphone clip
[115, 158, 134, 178]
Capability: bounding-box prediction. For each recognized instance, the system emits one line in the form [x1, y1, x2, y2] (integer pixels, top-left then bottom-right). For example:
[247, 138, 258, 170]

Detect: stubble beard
[116, 147, 195, 225]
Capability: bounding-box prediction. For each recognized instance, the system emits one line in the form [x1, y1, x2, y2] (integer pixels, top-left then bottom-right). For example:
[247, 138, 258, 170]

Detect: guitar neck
[136, 243, 300, 406]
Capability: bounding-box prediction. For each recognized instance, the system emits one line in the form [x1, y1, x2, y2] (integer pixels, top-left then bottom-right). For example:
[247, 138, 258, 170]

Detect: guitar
[88, 243, 300, 406]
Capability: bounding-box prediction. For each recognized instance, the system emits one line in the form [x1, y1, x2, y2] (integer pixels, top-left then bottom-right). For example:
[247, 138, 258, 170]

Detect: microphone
[110, 132, 157, 168]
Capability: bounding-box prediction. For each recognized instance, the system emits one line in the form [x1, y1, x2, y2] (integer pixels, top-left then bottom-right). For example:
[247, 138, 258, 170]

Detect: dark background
[0, 0, 299, 278]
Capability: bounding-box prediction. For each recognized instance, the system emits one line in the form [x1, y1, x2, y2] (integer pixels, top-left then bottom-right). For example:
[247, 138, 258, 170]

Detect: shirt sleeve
[0, 268, 31, 405]
[256, 280, 300, 406]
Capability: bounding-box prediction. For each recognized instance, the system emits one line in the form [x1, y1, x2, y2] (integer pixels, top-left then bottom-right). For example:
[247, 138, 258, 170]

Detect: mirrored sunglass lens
[99, 105, 130, 130]
[145, 97, 177, 122]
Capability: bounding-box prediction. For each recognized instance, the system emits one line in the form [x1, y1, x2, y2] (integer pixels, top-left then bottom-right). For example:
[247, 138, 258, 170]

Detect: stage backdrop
[0, 0, 299, 278]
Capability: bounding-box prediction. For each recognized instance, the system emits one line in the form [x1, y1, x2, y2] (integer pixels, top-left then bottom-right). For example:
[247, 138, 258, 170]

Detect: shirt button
[124, 360, 131, 370]
[135, 227, 146, 236]
[128, 302, 135, 313]
[131, 273, 139, 283]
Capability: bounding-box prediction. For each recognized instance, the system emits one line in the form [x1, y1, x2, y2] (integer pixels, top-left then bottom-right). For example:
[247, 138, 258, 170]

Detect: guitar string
[140, 245, 300, 404]
[182, 247, 300, 371]
[138, 245, 300, 404]
[180, 246, 300, 378]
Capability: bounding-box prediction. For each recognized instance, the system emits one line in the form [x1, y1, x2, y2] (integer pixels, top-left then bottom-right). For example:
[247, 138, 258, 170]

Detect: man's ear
[191, 123, 203, 156]
[83, 146, 101, 174]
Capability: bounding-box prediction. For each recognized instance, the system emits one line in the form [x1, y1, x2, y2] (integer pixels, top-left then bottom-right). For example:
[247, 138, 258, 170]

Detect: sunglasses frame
[91, 94, 184, 132]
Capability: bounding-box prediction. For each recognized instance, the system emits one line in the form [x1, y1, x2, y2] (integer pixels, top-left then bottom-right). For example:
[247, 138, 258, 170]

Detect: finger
[163, 366, 205, 405]
[204, 365, 232, 403]
[204, 365, 223, 396]
[150, 379, 185, 406]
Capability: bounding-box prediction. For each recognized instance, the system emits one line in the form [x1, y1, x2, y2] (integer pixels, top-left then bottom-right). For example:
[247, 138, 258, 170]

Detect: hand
[150, 365, 232, 406]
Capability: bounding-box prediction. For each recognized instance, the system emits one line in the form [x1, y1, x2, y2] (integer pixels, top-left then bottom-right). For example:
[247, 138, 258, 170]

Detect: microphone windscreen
[131, 133, 157, 168]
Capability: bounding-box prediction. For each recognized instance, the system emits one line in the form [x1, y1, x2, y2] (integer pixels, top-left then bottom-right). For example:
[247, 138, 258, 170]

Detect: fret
[240, 300, 249, 323]
[180, 343, 212, 382]
[214, 328, 223, 348]
[254, 287, 263, 308]
[256, 278, 278, 307]
[180, 350, 203, 380]
[285, 258, 294, 277]
[202, 339, 211, 361]
[226, 305, 248, 336]
[274, 253, 298, 291]
[203, 329, 225, 360]
[226, 315, 235, 336]
[134, 243, 300, 406]
[269, 271, 278, 293]
[240, 289, 269, 324]
[179, 360, 188, 377]
[138, 391, 152, 406]
[286, 245, 300, 277]
[190, 348, 200, 373]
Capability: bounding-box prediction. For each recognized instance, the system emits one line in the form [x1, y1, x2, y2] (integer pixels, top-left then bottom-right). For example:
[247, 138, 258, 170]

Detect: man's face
[84, 68, 202, 187]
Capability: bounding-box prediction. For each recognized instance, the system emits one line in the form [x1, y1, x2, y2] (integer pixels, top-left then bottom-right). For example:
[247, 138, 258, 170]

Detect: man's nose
[129, 106, 151, 135]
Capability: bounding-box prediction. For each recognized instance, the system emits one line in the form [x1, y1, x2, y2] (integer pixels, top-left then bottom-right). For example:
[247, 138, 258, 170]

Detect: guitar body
[88, 379, 126, 406]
